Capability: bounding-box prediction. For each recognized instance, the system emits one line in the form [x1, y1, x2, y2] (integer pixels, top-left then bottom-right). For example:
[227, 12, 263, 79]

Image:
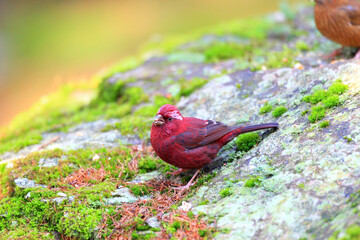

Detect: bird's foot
[173, 182, 195, 197]
[173, 169, 201, 197]
[166, 168, 188, 176]
[322, 48, 344, 60]
[354, 49, 360, 59]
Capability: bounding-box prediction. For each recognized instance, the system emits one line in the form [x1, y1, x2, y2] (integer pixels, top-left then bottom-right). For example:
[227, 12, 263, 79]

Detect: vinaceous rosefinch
[150, 104, 279, 191]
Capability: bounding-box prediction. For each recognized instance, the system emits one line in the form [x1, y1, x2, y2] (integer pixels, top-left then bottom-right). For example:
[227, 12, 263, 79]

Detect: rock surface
[2, 6, 360, 240]
[186, 61, 360, 239]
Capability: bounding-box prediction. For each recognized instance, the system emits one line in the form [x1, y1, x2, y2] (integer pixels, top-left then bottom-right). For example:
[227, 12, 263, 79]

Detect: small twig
[37, 136, 60, 150]
[116, 159, 124, 179]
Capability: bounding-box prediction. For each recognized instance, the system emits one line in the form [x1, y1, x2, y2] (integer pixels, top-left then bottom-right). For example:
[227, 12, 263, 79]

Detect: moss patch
[319, 120, 330, 128]
[259, 103, 273, 114]
[302, 80, 348, 123]
[204, 43, 252, 62]
[219, 187, 233, 198]
[244, 176, 261, 188]
[272, 106, 287, 118]
[234, 132, 260, 152]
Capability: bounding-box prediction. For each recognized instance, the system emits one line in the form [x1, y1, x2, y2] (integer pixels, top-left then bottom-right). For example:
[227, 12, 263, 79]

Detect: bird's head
[153, 104, 183, 127]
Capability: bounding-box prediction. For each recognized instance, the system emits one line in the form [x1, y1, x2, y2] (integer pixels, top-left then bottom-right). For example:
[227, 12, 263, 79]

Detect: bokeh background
[0, 0, 305, 127]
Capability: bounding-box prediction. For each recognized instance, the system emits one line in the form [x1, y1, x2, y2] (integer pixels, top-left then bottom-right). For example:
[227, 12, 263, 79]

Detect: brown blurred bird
[313, 0, 360, 59]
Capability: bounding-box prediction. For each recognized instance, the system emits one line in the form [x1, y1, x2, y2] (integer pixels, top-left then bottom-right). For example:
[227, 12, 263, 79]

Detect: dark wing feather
[339, 1, 360, 25]
[175, 118, 235, 150]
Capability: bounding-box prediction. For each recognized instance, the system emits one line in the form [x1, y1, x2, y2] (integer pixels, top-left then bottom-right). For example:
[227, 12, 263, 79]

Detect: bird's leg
[323, 47, 344, 60]
[173, 169, 201, 195]
[166, 168, 188, 176]
[354, 49, 360, 59]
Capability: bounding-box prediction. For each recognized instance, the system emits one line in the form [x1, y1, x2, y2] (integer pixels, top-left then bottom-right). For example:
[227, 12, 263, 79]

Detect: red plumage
[150, 104, 279, 171]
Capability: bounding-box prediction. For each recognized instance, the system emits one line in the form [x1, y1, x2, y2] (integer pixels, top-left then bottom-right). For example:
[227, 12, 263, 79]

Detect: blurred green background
[0, 0, 305, 126]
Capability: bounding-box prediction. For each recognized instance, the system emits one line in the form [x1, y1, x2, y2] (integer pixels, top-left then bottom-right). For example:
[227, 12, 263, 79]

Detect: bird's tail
[238, 122, 279, 134]
[219, 122, 278, 146]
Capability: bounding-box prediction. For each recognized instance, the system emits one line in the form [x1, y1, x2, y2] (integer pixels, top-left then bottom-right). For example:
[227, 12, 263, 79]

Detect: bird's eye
[168, 117, 172, 121]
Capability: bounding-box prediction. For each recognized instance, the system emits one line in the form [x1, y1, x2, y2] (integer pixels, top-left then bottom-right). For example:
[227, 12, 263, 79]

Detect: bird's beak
[153, 114, 165, 126]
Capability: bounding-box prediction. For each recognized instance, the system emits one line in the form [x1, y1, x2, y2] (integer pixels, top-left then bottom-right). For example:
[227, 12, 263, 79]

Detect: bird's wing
[175, 118, 235, 149]
[338, 0, 360, 25]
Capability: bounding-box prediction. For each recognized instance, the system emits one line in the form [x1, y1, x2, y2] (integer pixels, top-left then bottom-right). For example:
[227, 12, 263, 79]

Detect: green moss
[259, 103, 273, 114]
[204, 42, 252, 62]
[0, 143, 170, 239]
[97, 79, 126, 103]
[303, 89, 328, 104]
[0, 132, 43, 155]
[129, 185, 150, 197]
[114, 115, 151, 139]
[303, 80, 348, 106]
[199, 199, 210, 206]
[301, 109, 309, 116]
[323, 95, 340, 109]
[342, 224, 360, 240]
[319, 120, 330, 128]
[297, 183, 305, 189]
[0, 227, 55, 240]
[154, 95, 172, 107]
[295, 40, 310, 51]
[344, 136, 353, 143]
[308, 106, 325, 123]
[58, 205, 103, 239]
[179, 77, 208, 97]
[121, 87, 149, 105]
[0, 189, 57, 237]
[302, 80, 348, 125]
[133, 105, 159, 118]
[244, 176, 261, 188]
[187, 211, 195, 219]
[272, 106, 287, 118]
[195, 172, 217, 187]
[234, 132, 259, 152]
[0, 163, 11, 197]
[131, 231, 156, 240]
[265, 46, 299, 69]
[219, 188, 233, 198]
[328, 79, 348, 95]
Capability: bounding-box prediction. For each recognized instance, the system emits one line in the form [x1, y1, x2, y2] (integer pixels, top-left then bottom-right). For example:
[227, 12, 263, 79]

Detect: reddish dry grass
[96, 179, 215, 240]
[156, 211, 214, 240]
[63, 166, 108, 188]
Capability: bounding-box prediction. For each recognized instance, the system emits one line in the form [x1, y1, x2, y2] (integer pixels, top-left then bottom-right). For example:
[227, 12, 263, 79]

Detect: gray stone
[52, 197, 67, 204]
[130, 171, 160, 184]
[145, 216, 161, 229]
[57, 192, 67, 197]
[105, 187, 138, 205]
[105, 197, 137, 205]
[39, 158, 59, 167]
[68, 196, 75, 203]
[14, 178, 46, 189]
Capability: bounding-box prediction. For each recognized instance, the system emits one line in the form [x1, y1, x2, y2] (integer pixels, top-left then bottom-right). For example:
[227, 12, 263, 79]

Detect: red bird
[313, 0, 360, 59]
[150, 104, 279, 191]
